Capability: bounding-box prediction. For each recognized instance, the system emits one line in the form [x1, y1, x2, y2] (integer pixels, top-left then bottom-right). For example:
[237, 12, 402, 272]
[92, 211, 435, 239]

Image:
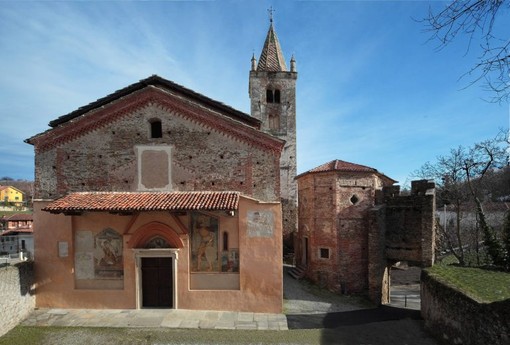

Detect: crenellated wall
[368, 180, 436, 304]
[383, 180, 436, 266]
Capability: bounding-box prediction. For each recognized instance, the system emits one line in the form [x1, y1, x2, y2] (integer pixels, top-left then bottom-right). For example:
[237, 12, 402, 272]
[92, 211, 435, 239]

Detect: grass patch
[0, 326, 323, 345]
[426, 265, 510, 303]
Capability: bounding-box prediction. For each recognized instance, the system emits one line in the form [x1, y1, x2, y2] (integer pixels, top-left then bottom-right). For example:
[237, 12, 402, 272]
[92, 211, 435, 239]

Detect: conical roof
[257, 23, 287, 72]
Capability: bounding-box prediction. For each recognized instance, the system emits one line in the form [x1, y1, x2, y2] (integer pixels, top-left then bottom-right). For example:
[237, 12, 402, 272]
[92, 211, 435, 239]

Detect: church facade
[26, 21, 295, 313]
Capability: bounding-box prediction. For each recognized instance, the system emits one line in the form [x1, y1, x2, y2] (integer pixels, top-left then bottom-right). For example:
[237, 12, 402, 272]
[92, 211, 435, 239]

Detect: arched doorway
[129, 222, 184, 309]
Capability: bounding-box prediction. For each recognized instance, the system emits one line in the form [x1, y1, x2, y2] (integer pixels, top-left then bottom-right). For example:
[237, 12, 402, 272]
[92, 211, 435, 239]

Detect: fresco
[247, 210, 274, 238]
[221, 248, 239, 272]
[74, 228, 123, 281]
[94, 228, 123, 279]
[191, 212, 219, 272]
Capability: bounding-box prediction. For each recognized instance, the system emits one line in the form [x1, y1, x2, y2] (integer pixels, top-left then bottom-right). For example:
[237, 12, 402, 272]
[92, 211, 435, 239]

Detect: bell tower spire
[249, 11, 298, 247]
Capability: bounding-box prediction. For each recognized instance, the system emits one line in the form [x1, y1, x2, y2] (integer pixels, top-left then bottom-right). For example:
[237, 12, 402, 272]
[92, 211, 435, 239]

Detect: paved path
[21, 308, 288, 331]
[19, 265, 438, 344]
[283, 265, 439, 344]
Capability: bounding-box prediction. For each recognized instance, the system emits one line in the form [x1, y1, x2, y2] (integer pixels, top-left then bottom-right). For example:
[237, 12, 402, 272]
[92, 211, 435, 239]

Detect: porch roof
[42, 191, 240, 214]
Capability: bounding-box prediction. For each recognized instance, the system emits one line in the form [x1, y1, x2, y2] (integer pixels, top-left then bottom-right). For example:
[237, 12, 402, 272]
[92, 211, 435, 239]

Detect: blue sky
[1, 0, 508, 186]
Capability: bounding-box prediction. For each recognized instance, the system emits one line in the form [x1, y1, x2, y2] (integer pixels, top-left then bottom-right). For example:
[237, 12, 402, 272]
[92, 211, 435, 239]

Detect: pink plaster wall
[33, 196, 282, 313]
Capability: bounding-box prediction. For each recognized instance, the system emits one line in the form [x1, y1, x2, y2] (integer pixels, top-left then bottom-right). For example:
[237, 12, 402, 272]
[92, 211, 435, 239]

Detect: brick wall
[296, 171, 385, 294]
[0, 262, 35, 336]
[383, 180, 436, 266]
[421, 269, 510, 345]
[367, 180, 435, 304]
[297, 173, 436, 304]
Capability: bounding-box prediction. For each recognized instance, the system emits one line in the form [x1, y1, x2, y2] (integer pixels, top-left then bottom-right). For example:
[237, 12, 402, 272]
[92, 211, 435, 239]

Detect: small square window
[319, 248, 330, 259]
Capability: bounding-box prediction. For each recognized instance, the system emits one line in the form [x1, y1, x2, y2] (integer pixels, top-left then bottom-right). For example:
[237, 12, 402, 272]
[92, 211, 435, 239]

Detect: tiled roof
[39, 75, 260, 129]
[7, 214, 33, 221]
[43, 191, 240, 214]
[297, 159, 397, 183]
[257, 23, 287, 72]
[309, 160, 379, 174]
[1, 228, 33, 236]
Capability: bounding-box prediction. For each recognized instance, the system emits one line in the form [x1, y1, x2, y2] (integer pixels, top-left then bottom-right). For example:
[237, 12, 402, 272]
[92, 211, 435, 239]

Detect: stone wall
[367, 180, 435, 304]
[421, 269, 510, 345]
[383, 180, 436, 266]
[0, 262, 35, 337]
[33, 93, 281, 202]
[249, 69, 298, 244]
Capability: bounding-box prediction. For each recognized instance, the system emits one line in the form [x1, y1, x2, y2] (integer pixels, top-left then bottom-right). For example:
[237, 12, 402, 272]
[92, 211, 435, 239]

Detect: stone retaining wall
[421, 269, 510, 345]
[0, 262, 35, 336]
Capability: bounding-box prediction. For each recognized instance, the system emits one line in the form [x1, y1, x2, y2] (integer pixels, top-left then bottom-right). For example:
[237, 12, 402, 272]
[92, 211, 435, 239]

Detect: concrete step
[288, 265, 307, 280]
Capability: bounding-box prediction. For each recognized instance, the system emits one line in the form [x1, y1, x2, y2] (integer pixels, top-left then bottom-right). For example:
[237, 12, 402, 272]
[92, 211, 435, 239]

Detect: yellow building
[0, 186, 24, 206]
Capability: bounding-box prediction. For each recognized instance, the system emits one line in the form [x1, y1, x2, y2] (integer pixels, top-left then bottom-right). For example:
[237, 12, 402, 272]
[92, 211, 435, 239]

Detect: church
[26, 13, 437, 312]
[26, 19, 296, 313]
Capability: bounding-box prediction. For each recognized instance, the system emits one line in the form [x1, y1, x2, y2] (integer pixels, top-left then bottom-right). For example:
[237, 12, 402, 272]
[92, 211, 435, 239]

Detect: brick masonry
[296, 171, 393, 294]
[296, 169, 436, 304]
[368, 180, 436, 304]
[0, 262, 35, 337]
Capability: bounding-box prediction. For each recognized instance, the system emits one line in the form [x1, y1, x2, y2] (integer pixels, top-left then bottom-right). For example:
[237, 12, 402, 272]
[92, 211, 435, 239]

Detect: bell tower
[249, 13, 297, 249]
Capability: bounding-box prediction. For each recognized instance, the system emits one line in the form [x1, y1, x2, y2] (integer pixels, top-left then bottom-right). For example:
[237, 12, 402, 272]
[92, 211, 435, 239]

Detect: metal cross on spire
[268, 6, 275, 23]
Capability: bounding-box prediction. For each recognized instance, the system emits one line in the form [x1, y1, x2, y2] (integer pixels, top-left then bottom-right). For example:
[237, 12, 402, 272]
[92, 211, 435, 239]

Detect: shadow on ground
[288, 306, 438, 345]
[287, 305, 421, 329]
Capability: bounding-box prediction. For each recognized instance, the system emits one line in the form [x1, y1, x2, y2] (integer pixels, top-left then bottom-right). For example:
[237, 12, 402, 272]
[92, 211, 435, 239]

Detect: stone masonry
[0, 262, 35, 337]
[30, 84, 282, 202]
[421, 269, 509, 345]
[368, 180, 436, 304]
[249, 21, 298, 250]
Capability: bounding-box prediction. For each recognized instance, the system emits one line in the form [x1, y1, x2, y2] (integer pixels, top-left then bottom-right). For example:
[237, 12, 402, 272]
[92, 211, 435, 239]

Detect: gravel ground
[283, 265, 439, 344]
[283, 265, 373, 315]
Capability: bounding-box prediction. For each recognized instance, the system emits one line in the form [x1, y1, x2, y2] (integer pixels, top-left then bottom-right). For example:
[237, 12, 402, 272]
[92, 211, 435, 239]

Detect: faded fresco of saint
[94, 228, 123, 279]
[191, 212, 219, 272]
[221, 248, 239, 273]
[247, 210, 274, 238]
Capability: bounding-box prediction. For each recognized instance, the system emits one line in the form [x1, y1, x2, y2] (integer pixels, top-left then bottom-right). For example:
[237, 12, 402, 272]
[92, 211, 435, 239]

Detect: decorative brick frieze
[30, 87, 283, 155]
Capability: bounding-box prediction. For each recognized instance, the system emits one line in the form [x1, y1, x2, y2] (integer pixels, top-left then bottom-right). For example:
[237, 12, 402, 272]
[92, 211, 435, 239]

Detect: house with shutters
[25, 20, 296, 313]
[0, 213, 34, 259]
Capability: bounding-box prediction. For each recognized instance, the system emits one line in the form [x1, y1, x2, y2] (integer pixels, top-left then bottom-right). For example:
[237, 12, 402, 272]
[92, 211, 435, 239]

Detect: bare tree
[424, 0, 510, 102]
[415, 147, 471, 265]
[414, 133, 507, 265]
[462, 136, 508, 265]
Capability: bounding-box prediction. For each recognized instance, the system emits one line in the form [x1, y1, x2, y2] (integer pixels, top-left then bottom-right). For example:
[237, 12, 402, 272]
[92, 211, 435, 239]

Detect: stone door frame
[133, 248, 179, 309]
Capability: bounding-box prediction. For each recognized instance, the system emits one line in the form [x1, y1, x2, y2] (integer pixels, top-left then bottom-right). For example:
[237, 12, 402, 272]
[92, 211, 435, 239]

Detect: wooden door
[141, 257, 173, 308]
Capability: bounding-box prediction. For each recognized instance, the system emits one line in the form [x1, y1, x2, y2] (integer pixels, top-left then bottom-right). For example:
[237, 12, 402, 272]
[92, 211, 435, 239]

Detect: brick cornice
[30, 87, 284, 155]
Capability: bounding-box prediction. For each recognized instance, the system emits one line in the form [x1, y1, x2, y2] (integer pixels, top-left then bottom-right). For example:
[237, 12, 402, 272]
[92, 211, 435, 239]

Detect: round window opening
[350, 195, 359, 205]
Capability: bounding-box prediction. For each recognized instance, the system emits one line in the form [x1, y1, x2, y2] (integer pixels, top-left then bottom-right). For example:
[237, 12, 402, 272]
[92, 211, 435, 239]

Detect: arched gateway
[130, 222, 183, 309]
